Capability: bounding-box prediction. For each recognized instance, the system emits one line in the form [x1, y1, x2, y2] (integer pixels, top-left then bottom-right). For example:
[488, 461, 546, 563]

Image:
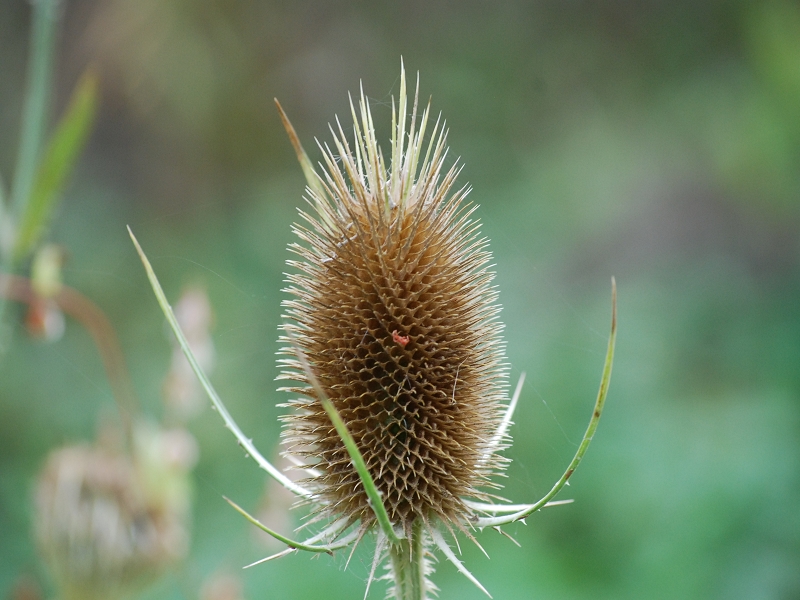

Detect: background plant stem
[0, 273, 138, 448]
[9, 0, 60, 219]
[0, 0, 60, 350]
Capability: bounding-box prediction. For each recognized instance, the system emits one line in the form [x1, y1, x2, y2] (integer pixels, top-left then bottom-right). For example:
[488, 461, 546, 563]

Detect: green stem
[0, 273, 139, 450]
[10, 0, 60, 220]
[389, 519, 426, 600]
[0, 0, 61, 351]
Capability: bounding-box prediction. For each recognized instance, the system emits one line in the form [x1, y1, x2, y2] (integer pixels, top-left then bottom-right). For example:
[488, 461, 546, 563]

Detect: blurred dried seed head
[35, 424, 196, 600]
[279, 74, 508, 537]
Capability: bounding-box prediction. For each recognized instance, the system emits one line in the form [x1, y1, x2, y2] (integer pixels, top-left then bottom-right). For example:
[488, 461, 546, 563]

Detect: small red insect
[391, 330, 410, 348]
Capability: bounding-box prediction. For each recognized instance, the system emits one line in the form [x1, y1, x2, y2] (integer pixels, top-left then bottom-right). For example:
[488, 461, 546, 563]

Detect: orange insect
[391, 330, 410, 348]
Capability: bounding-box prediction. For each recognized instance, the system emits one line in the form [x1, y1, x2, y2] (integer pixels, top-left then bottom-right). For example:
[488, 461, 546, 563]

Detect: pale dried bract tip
[278, 68, 509, 540]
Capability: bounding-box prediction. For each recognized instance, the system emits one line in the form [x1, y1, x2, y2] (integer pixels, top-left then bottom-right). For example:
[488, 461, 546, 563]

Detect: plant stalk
[0, 0, 61, 351]
[389, 518, 427, 600]
[10, 0, 60, 219]
[0, 273, 138, 449]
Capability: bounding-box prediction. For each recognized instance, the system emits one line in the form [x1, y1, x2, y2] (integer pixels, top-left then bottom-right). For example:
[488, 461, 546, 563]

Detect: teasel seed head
[130, 63, 615, 600]
[34, 424, 196, 600]
[278, 69, 509, 538]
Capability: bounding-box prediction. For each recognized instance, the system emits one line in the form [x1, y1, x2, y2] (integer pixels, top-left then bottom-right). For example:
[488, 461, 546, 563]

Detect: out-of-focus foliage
[14, 70, 98, 261]
[1, 1, 798, 599]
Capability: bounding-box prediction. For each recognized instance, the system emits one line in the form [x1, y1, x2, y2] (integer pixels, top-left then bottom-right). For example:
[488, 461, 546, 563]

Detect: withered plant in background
[0, 5, 203, 596]
[131, 65, 616, 599]
[35, 424, 197, 600]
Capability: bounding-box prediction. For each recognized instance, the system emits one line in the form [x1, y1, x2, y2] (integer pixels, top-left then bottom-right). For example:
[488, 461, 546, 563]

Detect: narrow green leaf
[14, 69, 98, 260]
[0, 0, 60, 351]
[0, 173, 7, 222]
[8, 0, 60, 224]
[476, 277, 617, 528]
[287, 333, 402, 544]
[225, 496, 356, 555]
[127, 226, 314, 499]
[0, 173, 8, 259]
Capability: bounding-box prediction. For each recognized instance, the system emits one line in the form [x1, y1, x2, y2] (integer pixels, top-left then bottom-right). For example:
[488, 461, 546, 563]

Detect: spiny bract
[278, 71, 509, 539]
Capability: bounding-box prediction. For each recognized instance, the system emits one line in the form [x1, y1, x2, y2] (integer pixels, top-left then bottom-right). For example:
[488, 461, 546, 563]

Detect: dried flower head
[130, 62, 616, 600]
[277, 71, 508, 540]
[35, 424, 196, 600]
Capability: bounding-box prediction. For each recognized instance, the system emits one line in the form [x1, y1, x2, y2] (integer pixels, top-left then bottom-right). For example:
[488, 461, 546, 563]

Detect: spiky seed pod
[278, 74, 508, 538]
[130, 70, 614, 599]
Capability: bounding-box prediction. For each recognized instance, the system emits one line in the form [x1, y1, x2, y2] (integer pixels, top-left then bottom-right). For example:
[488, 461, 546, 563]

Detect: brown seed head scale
[277, 70, 510, 541]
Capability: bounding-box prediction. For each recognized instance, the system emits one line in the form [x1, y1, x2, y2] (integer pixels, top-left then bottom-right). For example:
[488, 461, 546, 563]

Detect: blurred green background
[2, 0, 799, 598]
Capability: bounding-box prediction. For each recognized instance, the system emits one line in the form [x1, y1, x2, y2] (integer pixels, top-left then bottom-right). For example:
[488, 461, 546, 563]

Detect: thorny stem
[0, 273, 138, 447]
[389, 518, 427, 600]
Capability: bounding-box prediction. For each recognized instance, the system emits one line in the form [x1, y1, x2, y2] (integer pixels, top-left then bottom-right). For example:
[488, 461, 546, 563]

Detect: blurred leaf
[0, 172, 9, 260]
[0, 172, 6, 217]
[13, 69, 99, 261]
[747, 1, 800, 113]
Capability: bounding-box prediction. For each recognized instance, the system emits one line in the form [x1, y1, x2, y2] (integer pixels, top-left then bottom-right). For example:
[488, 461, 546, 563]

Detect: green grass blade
[0, 173, 8, 259]
[0, 0, 59, 352]
[8, 0, 59, 221]
[128, 226, 313, 500]
[14, 70, 98, 260]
